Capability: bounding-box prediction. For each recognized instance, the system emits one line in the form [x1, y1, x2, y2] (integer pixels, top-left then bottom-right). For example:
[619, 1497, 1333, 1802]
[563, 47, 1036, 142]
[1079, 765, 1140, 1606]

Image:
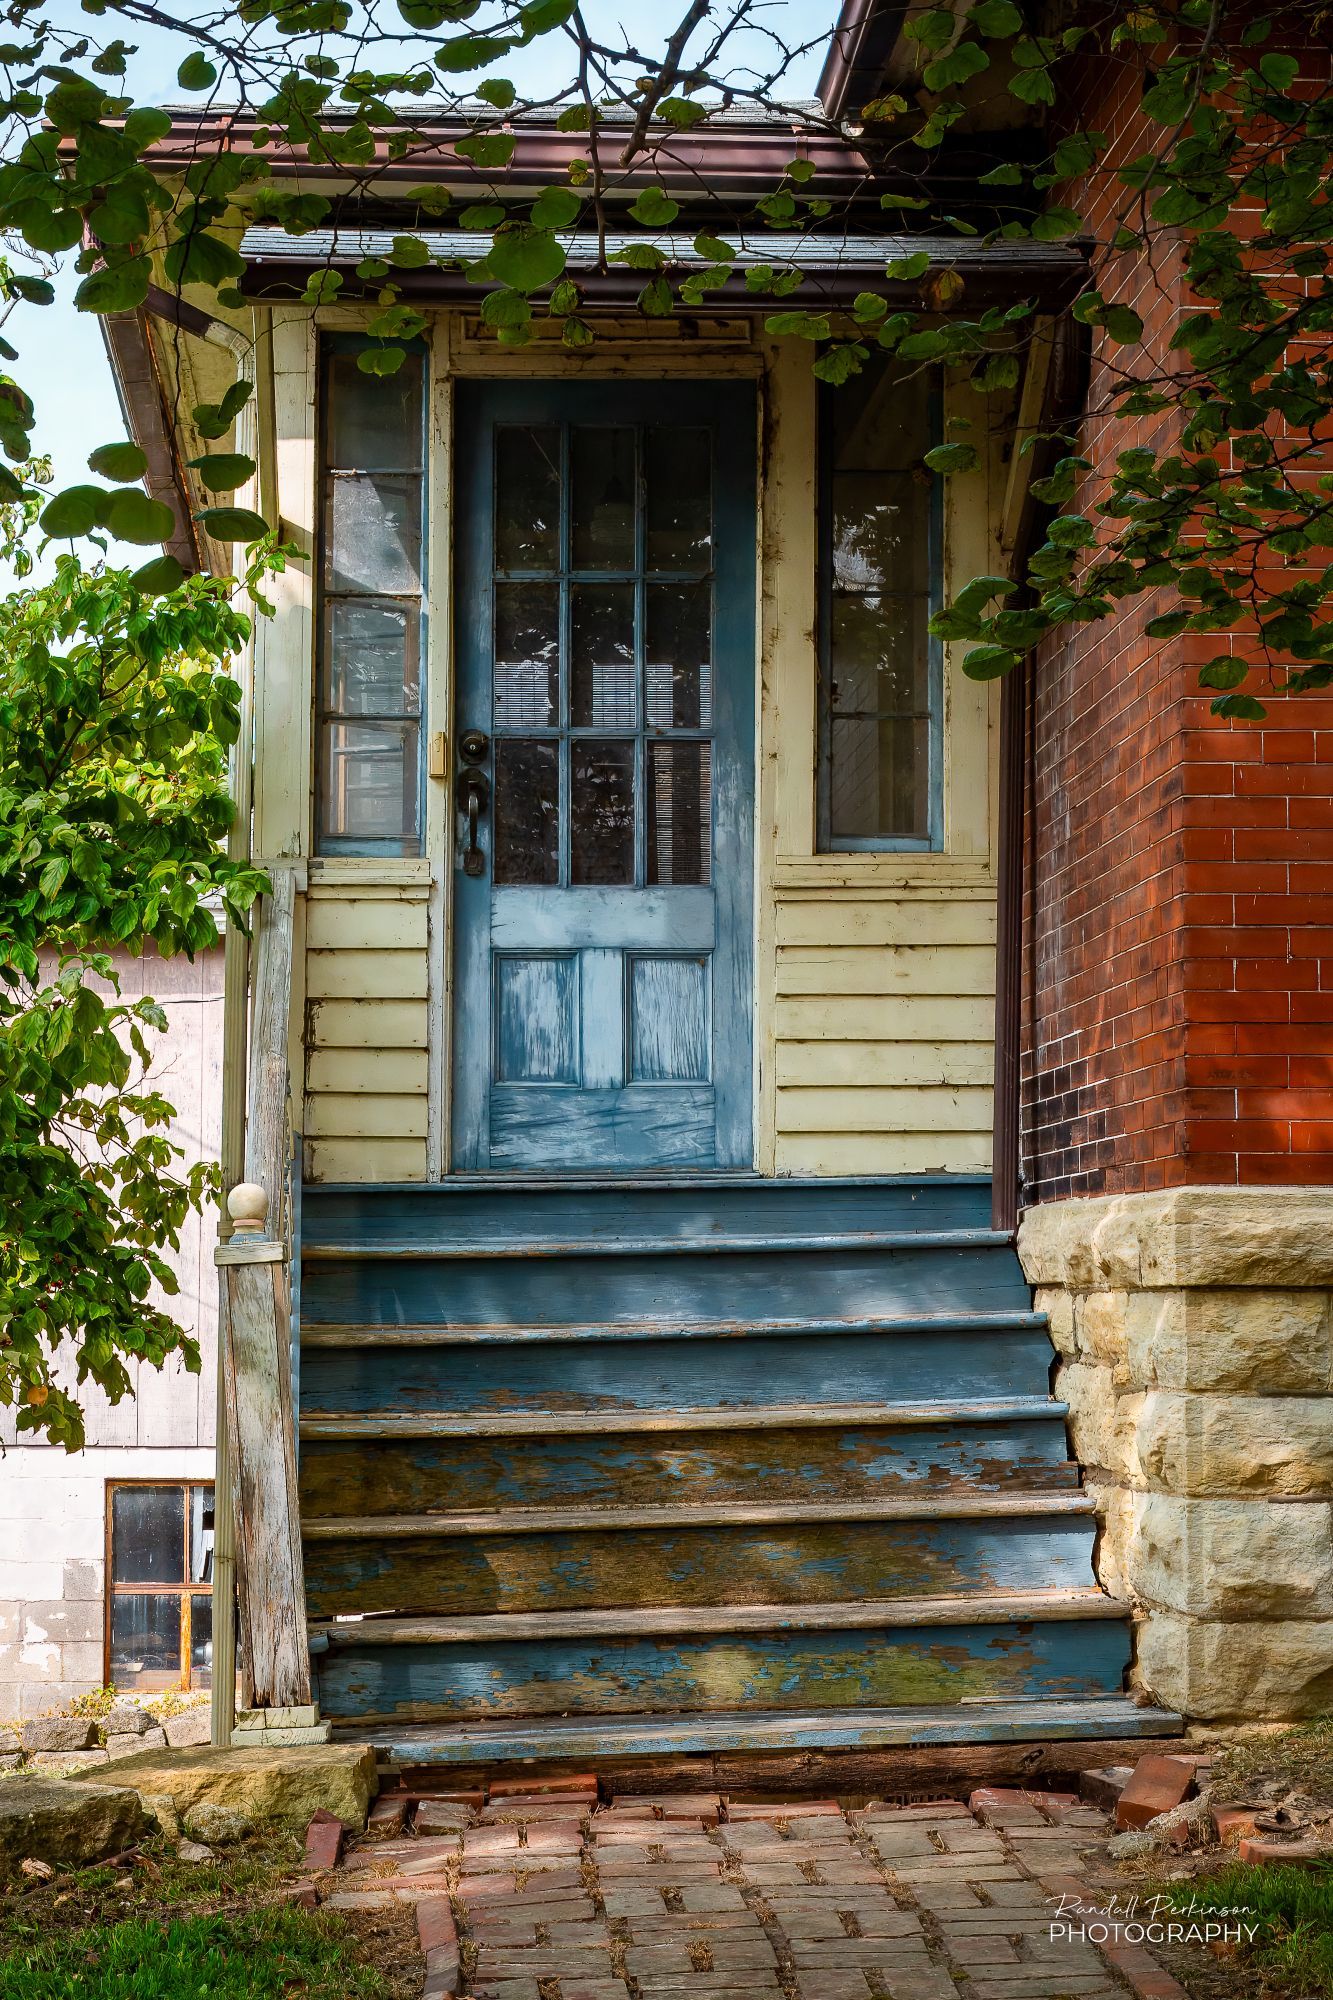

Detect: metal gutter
[818, 0, 909, 120]
[98, 306, 202, 574]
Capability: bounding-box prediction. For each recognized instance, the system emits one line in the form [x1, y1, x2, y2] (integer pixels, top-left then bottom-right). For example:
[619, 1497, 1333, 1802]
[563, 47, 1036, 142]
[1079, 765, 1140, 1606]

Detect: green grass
[1160, 1863, 1333, 1997]
[0, 1906, 394, 2000]
[1211, 1717, 1333, 1803]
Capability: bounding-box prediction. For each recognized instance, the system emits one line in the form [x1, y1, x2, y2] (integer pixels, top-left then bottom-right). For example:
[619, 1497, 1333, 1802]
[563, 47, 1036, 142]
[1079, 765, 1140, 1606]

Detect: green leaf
[487, 225, 566, 293]
[659, 96, 707, 129]
[389, 234, 432, 268]
[522, 0, 577, 29]
[88, 441, 148, 483]
[694, 233, 736, 262]
[1198, 657, 1249, 689]
[162, 229, 246, 287]
[40, 485, 107, 538]
[0, 463, 24, 501]
[198, 506, 269, 542]
[192, 379, 253, 440]
[102, 489, 177, 545]
[476, 77, 516, 108]
[813, 343, 867, 385]
[131, 553, 186, 594]
[187, 453, 256, 493]
[480, 288, 531, 328]
[924, 443, 980, 473]
[638, 277, 674, 317]
[435, 33, 512, 71]
[454, 132, 516, 169]
[978, 161, 1023, 186]
[11, 203, 82, 253]
[1258, 52, 1298, 90]
[1103, 305, 1144, 344]
[886, 251, 931, 280]
[356, 346, 407, 376]
[970, 0, 1022, 32]
[460, 203, 505, 230]
[531, 187, 581, 229]
[1211, 692, 1267, 719]
[961, 643, 1021, 678]
[1145, 612, 1191, 638]
[628, 187, 680, 228]
[177, 52, 217, 89]
[1031, 206, 1083, 240]
[74, 259, 150, 315]
[923, 40, 990, 89]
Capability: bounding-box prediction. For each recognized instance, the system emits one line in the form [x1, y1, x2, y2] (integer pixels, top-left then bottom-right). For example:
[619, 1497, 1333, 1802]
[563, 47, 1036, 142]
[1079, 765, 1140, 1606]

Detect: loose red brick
[417, 1895, 458, 1955]
[1238, 1835, 1333, 1866]
[301, 1808, 344, 1873]
[364, 1795, 408, 1841]
[1212, 1806, 1261, 1845]
[1115, 1756, 1195, 1831]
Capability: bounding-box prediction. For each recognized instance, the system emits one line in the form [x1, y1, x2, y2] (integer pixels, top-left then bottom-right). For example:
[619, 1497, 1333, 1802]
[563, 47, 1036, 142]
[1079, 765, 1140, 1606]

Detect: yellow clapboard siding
[776, 1132, 994, 1175]
[307, 1048, 429, 1096]
[775, 994, 995, 1042]
[775, 945, 996, 997]
[776, 901, 997, 949]
[306, 1136, 428, 1182]
[307, 1000, 429, 1049]
[305, 899, 429, 952]
[305, 1093, 429, 1139]
[775, 1042, 994, 1088]
[306, 951, 428, 1000]
[776, 1086, 994, 1133]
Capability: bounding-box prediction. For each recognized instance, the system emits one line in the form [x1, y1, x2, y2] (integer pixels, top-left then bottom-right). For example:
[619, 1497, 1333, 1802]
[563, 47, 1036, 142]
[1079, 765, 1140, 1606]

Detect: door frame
[442, 367, 759, 1176]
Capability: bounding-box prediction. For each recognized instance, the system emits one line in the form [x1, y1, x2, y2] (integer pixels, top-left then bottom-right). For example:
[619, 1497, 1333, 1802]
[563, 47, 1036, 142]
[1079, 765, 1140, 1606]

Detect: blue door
[452, 381, 756, 1172]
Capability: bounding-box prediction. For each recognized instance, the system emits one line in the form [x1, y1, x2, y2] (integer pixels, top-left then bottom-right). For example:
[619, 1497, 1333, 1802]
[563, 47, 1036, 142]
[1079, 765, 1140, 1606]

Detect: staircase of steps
[296, 1176, 1181, 1758]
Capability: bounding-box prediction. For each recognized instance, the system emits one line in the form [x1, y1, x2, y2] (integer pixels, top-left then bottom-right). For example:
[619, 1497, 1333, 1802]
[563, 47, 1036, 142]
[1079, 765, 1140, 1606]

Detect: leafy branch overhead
[0, 0, 1328, 715]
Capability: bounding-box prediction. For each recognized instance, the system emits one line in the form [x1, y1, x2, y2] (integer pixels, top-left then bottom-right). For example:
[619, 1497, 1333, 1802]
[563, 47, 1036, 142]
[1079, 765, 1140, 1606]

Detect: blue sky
[8, 0, 832, 579]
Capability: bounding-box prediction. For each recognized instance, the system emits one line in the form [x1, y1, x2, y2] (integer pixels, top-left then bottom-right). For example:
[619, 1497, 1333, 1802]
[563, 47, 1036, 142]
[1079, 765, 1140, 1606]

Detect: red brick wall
[1020, 50, 1333, 1198]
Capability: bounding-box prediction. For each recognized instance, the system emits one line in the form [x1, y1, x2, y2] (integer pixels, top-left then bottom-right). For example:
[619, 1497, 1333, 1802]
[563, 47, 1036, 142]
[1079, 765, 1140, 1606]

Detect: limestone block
[231, 1724, 334, 1747]
[1053, 1360, 1144, 1485]
[1035, 1287, 1075, 1357]
[1075, 1292, 1131, 1368]
[0, 1730, 19, 1756]
[1125, 1289, 1331, 1395]
[29, 1749, 110, 1773]
[163, 1708, 211, 1750]
[1083, 1480, 1135, 1602]
[0, 1754, 21, 1772]
[1136, 1392, 1333, 1498]
[107, 1727, 167, 1760]
[21, 1718, 97, 1754]
[0, 1780, 147, 1877]
[1021, 1187, 1333, 1291]
[1136, 1611, 1333, 1720]
[104, 1704, 153, 1737]
[82, 1743, 378, 1829]
[1126, 1494, 1333, 1621]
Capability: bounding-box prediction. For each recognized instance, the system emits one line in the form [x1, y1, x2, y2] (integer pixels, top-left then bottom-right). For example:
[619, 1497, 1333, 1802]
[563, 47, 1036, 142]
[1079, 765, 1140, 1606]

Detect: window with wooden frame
[817, 358, 944, 850]
[315, 339, 428, 855]
[106, 1482, 213, 1692]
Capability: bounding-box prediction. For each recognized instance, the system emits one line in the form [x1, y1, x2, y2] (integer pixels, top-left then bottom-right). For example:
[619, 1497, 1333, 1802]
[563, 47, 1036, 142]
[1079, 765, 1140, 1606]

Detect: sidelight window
[106, 1482, 213, 1692]
[817, 359, 943, 850]
[316, 343, 427, 855]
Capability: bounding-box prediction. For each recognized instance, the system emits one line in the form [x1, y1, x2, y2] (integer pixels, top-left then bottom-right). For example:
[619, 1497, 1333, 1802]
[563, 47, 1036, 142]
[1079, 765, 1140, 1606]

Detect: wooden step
[300, 1310, 1048, 1347]
[304, 1491, 1097, 1537]
[303, 1228, 1014, 1261]
[310, 1593, 1135, 1724]
[346, 1694, 1185, 1764]
[303, 1507, 1101, 1618]
[299, 1395, 1072, 1438]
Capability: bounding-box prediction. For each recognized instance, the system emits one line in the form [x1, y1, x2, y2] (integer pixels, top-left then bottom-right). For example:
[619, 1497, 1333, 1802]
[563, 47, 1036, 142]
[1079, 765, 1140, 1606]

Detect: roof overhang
[239, 226, 1089, 312]
[818, 0, 908, 121]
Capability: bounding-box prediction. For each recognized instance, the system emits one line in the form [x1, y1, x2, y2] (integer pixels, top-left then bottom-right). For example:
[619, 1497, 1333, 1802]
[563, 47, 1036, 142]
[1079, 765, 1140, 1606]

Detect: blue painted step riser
[314, 1619, 1134, 1723]
[297, 1420, 1078, 1515]
[303, 1515, 1100, 1620]
[298, 1329, 1058, 1417]
[301, 1180, 996, 1250]
[299, 1245, 1033, 1330]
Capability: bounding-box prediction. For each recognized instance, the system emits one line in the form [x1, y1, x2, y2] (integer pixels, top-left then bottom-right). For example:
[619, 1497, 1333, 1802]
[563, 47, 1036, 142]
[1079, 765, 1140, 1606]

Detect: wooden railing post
[216, 1179, 312, 1713]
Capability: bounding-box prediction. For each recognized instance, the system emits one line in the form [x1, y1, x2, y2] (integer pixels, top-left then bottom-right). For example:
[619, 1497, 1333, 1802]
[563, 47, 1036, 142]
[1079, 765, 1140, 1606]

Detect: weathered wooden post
[215, 1180, 325, 1740]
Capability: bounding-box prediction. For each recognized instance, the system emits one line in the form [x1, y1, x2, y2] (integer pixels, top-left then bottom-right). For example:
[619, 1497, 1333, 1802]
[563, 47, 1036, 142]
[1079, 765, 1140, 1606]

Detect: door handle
[459, 767, 490, 877]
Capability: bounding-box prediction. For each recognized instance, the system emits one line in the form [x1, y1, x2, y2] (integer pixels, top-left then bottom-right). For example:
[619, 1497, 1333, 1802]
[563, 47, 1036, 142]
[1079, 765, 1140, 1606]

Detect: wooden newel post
[216, 1179, 312, 1710]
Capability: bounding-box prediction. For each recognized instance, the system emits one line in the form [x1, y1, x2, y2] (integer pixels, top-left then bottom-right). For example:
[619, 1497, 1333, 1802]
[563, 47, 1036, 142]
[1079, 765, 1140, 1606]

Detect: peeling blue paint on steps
[298, 1175, 1156, 1747]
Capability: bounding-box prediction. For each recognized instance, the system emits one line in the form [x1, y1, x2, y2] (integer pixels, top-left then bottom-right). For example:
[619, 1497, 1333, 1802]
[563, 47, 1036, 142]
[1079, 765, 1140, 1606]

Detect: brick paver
[317, 1778, 1204, 2000]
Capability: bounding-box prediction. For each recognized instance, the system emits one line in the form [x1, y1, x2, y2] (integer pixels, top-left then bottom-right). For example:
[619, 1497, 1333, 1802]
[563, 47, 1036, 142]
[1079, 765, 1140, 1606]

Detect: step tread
[302, 1492, 1094, 1538]
[300, 1310, 1050, 1347]
[303, 1229, 1015, 1261]
[298, 1397, 1074, 1439]
[345, 1695, 1183, 1762]
[311, 1588, 1127, 1647]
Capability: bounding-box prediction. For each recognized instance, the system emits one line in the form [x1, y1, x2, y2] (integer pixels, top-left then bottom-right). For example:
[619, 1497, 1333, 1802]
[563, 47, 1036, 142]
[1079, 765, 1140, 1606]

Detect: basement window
[817, 358, 943, 850]
[315, 340, 428, 855]
[106, 1482, 214, 1692]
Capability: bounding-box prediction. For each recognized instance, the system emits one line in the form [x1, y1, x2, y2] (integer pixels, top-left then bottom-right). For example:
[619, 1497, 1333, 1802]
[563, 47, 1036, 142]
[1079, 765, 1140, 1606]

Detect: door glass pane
[325, 601, 417, 716]
[188, 1593, 213, 1689]
[110, 1592, 182, 1689]
[648, 741, 711, 884]
[832, 473, 928, 590]
[326, 474, 422, 595]
[645, 429, 711, 570]
[572, 585, 636, 727]
[319, 720, 419, 845]
[571, 740, 635, 885]
[494, 738, 560, 885]
[111, 1486, 185, 1586]
[495, 583, 559, 728]
[496, 425, 560, 570]
[189, 1487, 213, 1586]
[571, 428, 635, 570]
[830, 714, 930, 842]
[326, 351, 423, 470]
[646, 584, 712, 727]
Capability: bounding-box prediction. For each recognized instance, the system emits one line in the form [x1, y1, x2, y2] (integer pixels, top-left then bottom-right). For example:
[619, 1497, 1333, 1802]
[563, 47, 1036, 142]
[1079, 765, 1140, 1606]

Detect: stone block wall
[1020, 1186, 1333, 1721]
[0, 1443, 215, 1722]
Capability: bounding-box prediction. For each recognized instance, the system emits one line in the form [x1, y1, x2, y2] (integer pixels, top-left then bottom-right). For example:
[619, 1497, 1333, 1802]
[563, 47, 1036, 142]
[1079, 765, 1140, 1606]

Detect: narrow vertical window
[317, 345, 427, 854]
[818, 359, 942, 849]
[106, 1482, 214, 1691]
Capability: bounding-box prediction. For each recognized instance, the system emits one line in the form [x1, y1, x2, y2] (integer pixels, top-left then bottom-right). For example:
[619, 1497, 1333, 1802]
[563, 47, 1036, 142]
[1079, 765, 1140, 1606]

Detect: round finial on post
[228, 1181, 270, 1237]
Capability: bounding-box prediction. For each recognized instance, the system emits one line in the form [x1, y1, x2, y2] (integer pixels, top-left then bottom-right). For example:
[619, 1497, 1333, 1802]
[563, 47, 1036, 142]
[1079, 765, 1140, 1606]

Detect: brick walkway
[315, 1784, 1188, 2000]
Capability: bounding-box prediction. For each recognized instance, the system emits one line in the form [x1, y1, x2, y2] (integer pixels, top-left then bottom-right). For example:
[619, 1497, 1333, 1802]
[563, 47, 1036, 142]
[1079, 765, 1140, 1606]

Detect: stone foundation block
[83, 1742, 377, 1828]
[1136, 1612, 1333, 1720]
[1125, 1495, 1333, 1621]
[1135, 1392, 1333, 1497]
